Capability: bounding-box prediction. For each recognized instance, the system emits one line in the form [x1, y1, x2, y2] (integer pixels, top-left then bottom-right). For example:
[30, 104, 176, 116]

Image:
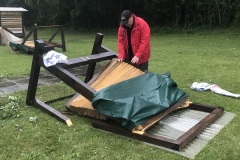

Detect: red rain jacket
[118, 14, 150, 65]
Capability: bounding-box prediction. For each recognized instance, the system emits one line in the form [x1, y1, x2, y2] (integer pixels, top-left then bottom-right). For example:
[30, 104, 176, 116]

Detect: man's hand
[117, 58, 124, 62]
[131, 56, 139, 64]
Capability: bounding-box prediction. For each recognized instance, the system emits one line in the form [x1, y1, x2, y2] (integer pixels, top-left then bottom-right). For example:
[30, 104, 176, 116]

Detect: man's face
[125, 15, 133, 27]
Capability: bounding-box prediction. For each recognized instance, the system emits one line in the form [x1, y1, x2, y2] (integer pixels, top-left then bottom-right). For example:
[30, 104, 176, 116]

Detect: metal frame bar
[26, 33, 117, 126]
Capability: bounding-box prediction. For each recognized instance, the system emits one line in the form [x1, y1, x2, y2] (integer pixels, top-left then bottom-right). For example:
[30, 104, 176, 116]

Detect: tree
[0, 0, 239, 29]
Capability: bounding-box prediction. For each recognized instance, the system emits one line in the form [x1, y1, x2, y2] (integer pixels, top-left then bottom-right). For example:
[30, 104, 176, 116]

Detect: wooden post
[26, 39, 72, 126]
[60, 25, 66, 52]
[84, 33, 104, 83]
[21, 12, 25, 38]
[26, 39, 44, 105]
[25, 33, 117, 126]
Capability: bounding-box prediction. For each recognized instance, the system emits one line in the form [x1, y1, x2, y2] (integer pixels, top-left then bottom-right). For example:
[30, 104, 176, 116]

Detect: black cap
[120, 10, 132, 25]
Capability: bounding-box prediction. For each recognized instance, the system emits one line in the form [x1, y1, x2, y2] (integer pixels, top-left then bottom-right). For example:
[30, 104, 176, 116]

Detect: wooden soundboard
[66, 59, 145, 119]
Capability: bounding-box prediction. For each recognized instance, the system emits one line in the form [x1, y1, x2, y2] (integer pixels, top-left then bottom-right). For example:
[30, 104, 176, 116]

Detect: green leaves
[0, 95, 21, 119]
[29, 116, 37, 123]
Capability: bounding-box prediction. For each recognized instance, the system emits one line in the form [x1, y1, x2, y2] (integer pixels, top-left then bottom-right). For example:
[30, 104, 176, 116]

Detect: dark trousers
[138, 61, 148, 72]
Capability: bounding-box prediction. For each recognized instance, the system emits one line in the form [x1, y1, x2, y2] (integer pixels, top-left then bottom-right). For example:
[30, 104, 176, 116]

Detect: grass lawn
[0, 28, 240, 160]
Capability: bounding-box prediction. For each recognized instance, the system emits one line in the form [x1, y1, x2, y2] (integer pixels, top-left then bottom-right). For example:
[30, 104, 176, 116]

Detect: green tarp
[9, 42, 29, 53]
[92, 72, 188, 131]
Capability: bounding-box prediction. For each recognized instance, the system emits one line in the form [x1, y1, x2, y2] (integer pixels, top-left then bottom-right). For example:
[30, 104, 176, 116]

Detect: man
[117, 10, 151, 71]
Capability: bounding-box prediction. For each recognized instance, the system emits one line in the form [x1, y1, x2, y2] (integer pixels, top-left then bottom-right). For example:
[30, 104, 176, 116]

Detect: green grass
[0, 28, 240, 160]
